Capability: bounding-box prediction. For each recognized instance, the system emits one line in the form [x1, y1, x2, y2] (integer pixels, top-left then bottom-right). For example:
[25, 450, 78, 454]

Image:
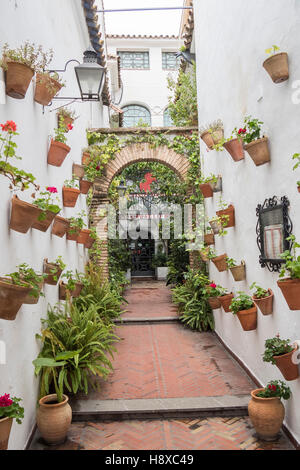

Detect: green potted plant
[278, 235, 300, 310]
[43, 256, 65, 286]
[229, 292, 257, 331]
[292, 153, 300, 193]
[250, 282, 274, 315]
[0, 394, 24, 450]
[151, 248, 168, 280]
[204, 226, 215, 246]
[263, 335, 299, 381]
[216, 197, 235, 228]
[239, 115, 270, 166]
[218, 288, 234, 313]
[263, 45, 289, 84]
[200, 120, 224, 149]
[80, 159, 103, 194]
[211, 251, 228, 272]
[34, 47, 65, 106]
[31, 186, 61, 232]
[205, 282, 225, 310]
[10, 263, 46, 305]
[248, 380, 291, 441]
[226, 257, 246, 281]
[0, 273, 31, 321]
[67, 211, 87, 242]
[62, 178, 80, 208]
[57, 108, 76, 129]
[47, 119, 72, 167]
[209, 215, 228, 236]
[199, 173, 218, 198]
[59, 270, 84, 300]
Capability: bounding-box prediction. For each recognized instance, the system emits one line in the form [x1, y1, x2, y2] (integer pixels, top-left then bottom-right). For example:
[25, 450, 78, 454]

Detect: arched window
[163, 108, 174, 127]
[122, 105, 151, 127]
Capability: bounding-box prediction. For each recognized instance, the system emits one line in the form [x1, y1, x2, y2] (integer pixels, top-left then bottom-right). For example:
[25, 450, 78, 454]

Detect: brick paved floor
[121, 284, 178, 319]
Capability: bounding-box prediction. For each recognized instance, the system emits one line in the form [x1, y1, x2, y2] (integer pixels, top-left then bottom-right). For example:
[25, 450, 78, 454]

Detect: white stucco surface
[0, 0, 109, 449]
[194, 0, 300, 443]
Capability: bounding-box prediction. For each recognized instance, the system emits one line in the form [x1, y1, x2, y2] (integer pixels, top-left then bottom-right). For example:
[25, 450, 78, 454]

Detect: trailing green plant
[8, 263, 46, 299]
[53, 118, 72, 145]
[167, 63, 198, 127]
[226, 257, 237, 268]
[68, 211, 87, 234]
[0, 394, 24, 424]
[199, 173, 218, 185]
[47, 256, 66, 283]
[229, 292, 254, 314]
[250, 282, 269, 299]
[263, 335, 294, 365]
[280, 235, 300, 279]
[32, 186, 60, 220]
[61, 269, 81, 292]
[265, 45, 280, 56]
[256, 380, 291, 400]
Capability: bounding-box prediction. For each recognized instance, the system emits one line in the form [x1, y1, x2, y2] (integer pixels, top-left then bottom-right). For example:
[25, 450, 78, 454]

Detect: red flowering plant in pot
[277, 235, 300, 310]
[47, 119, 72, 167]
[0, 394, 24, 450]
[31, 186, 61, 232]
[57, 108, 76, 130]
[239, 115, 270, 166]
[262, 334, 299, 381]
[206, 282, 227, 310]
[250, 282, 274, 315]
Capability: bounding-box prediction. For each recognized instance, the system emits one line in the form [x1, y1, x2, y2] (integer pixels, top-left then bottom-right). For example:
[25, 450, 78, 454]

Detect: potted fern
[250, 282, 274, 315]
[230, 292, 257, 331]
[263, 45, 289, 84]
[263, 335, 299, 381]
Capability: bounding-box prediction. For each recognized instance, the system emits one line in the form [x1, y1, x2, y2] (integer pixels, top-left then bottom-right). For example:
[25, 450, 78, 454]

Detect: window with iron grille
[122, 105, 152, 127]
[162, 52, 181, 70]
[118, 51, 150, 69]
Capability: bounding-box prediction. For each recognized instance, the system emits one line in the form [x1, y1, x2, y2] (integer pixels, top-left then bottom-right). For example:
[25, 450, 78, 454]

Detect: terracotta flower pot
[9, 195, 42, 234]
[77, 229, 91, 245]
[236, 306, 257, 331]
[36, 394, 72, 446]
[208, 297, 221, 310]
[80, 179, 93, 194]
[244, 137, 270, 166]
[248, 389, 285, 441]
[277, 278, 300, 310]
[209, 219, 223, 234]
[82, 152, 91, 165]
[51, 216, 70, 238]
[273, 345, 299, 381]
[66, 227, 80, 242]
[43, 259, 62, 286]
[34, 73, 62, 106]
[216, 205, 235, 228]
[211, 254, 228, 272]
[84, 236, 96, 249]
[23, 281, 43, 305]
[47, 140, 71, 167]
[59, 281, 83, 300]
[253, 289, 274, 315]
[0, 417, 13, 450]
[263, 52, 289, 84]
[31, 210, 58, 232]
[223, 138, 244, 161]
[204, 233, 215, 246]
[5, 61, 34, 99]
[230, 262, 246, 282]
[72, 163, 85, 179]
[200, 249, 209, 262]
[58, 115, 74, 130]
[209, 176, 222, 193]
[219, 293, 234, 312]
[211, 128, 224, 146]
[200, 131, 214, 150]
[298, 186, 300, 193]
[0, 277, 31, 320]
[199, 183, 213, 198]
[62, 187, 80, 208]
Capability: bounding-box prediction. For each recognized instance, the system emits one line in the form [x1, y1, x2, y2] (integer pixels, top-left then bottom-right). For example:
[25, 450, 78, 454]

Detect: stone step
[115, 316, 180, 324]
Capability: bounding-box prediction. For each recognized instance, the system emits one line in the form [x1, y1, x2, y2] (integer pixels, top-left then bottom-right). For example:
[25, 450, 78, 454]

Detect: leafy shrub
[230, 292, 254, 314]
[166, 239, 189, 286]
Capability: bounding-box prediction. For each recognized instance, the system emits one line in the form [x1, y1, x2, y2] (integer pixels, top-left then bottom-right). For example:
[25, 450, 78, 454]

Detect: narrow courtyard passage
[30, 281, 294, 450]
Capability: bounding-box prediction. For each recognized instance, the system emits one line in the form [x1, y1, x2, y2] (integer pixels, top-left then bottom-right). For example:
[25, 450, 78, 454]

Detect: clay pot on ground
[263, 52, 289, 84]
[204, 233, 215, 246]
[209, 219, 223, 235]
[208, 297, 221, 310]
[219, 293, 234, 313]
[211, 128, 224, 146]
[248, 389, 285, 441]
[31, 210, 58, 232]
[58, 115, 74, 130]
[200, 131, 214, 150]
[66, 227, 80, 242]
[211, 254, 228, 272]
[236, 305, 257, 331]
[253, 289, 274, 315]
[216, 205, 235, 228]
[230, 262, 246, 282]
[0, 417, 13, 450]
[43, 259, 62, 286]
[36, 394, 72, 446]
[5, 61, 34, 99]
[72, 163, 85, 179]
[59, 281, 83, 300]
[23, 282, 44, 305]
[0, 277, 31, 321]
[223, 138, 244, 162]
[273, 344, 299, 381]
[244, 137, 270, 166]
[77, 229, 91, 245]
[47, 139, 71, 167]
[277, 278, 300, 310]
[51, 216, 70, 238]
[80, 179, 93, 194]
[199, 183, 213, 198]
[34, 73, 62, 106]
[62, 187, 80, 208]
[9, 195, 42, 234]
[82, 152, 91, 165]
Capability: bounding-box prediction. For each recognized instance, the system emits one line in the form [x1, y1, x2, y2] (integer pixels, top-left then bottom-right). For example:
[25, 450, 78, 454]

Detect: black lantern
[75, 46, 106, 101]
[117, 179, 127, 197]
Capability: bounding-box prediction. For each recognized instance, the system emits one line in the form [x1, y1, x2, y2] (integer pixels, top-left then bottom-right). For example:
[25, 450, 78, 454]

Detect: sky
[101, 0, 184, 36]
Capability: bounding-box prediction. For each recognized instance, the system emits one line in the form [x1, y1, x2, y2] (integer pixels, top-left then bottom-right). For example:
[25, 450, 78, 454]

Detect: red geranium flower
[209, 283, 217, 289]
[96, 166, 101, 171]
[46, 186, 58, 194]
[67, 123, 73, 131]
[1, 120, 17, 133]
[0, 393, 13, 408]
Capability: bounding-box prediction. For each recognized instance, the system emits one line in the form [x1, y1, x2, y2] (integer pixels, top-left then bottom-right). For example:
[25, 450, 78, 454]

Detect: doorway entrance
[130, 236, 155, 277]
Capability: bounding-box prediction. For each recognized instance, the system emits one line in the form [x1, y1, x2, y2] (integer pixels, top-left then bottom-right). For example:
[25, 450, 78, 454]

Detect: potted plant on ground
[210, 251, 228, 272]
[239, 115, 270, 166]
[216, 198, 235, 228]
[10, 263, 46, 305]
[226, 257, 246, 281]
[263, 335, 299, 381]
[62, 178, 80, 208]
[51, 215, 70, 238]
[248, 380, 291, 441]
[59, 270, 84, 300]
[151, 249, 168, 280]
[0, 394, 24, 450]
[31, 186, 61, 232]
[230, 292, 257, 331]
[292, 153, 300, 193]
[250, 282, 274, 315]
[43, 257, 65, 286]
[0, 273, 31, 320]
[218, 289, 234, 313]
[67, 211, 87, 242]
[278, 235, 300, 310]
[47, 119, 72, 167]
[57, 108, 76, 130]
[206, 282, 225, 310]
[263, 45, 289, 84]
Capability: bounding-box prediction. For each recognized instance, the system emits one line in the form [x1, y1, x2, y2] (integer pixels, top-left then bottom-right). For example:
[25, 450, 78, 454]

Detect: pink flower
[1, 121, 17, 133]
[210, 283, 217, 289]
[67, 124, 73, 131]
[46, 186, 58, 194]
[0, 394, 13, 408]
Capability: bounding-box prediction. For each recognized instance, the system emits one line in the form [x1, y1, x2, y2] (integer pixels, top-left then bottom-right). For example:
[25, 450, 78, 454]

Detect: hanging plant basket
[23, 282, 44, 305]
[36, 394, 72, 446]
[236, 306, 257, 331]
[5, 61, 34, 99]
[66, 227, 80, 242]
[80, 179, 93, 194]
[199, 183, 213, 198]
[72, 163, 85, 179]
[277, 278, 300, 310]
[32, 210, 58, 232]
[244, 137, 270, 166]
[0, 277, 31, 321]
[211, 254, 228, 272]
[208, 297, 221, 310]
[9, 195, 42, 234]
[81, 152, 91, 165]
[253, 289, 274, 315]
[43, 259, 62, 286]
[34, 73, 62, 106]
[62, 187, 80, 208]
[59, 281, 83, 300]
[200, 131, 214, 150]
[218, 293, 234, 312]
[204, 233, 215, 246]
[209, 219, 223, 234]
[216, 205, 235, 228]
[263, 52, 289, 84]
[77, 229, 91, 245]
[47, 139, 70, 167]
[0, 417, 13, 450]
[51, 216, 70, 238]
[248, 389, 285, 441]
[230, 262, 246, 281]
[223, 138, 244, 162]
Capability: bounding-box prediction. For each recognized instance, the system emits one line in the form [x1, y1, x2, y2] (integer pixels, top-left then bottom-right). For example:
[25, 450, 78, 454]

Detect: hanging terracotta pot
[51, 216, 70, 238]
[58, 115, 74, 130]
[204, 233, 214, 245]
[80, 179, 93, 194]
[5, 61, 34, 99]
[223, 138, 244, 162]
[209, 219, 223, 234]
[263, 52, 289, 84]
[43, 259, 63, 286]
[36, 394, 72, 445]
[72, 163, 85, 179]
[248, 389, 285, 441]
[82, 152, 91, 165]
[216, 204, 235, 228]
[0, 417, 13, 450]
[0, 277, 31, 320]
[208, 297, 221, 310]
[84, 235, 96, 249]
[31, 210, 58, 232]
[59, 281, 83, 300]
[66, 227, 80, 242]
[277, 278, 300, 310]
[47, 139, 71, 167]
[236, 305, 257, 331]
[211, 254, 228, 272]
[9, 195, 42, 234]
[211, 128, 224, 146]
[200, 131, 214, 150]
[273, 345, 299, 381]
[199, 183, 213, 198]
[62, 186, 80, 208]
[298, 186, 300, 193]
[23, 282, 43, 305]
[219, 293, 234, 312]
[244, 137, 270, 166]
[34, 73, 62, 106]
[253, 289, 274, 315]
[77, 229, 91, 245]
[230, 262, 246, 282]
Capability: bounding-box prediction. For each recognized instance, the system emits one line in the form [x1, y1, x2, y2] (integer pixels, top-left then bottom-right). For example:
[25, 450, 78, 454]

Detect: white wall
[194, 0, 300, 443]
[107, 37, 182, 126]
[0, 0, 109, 450]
